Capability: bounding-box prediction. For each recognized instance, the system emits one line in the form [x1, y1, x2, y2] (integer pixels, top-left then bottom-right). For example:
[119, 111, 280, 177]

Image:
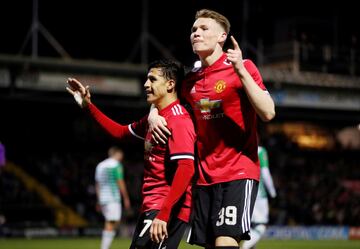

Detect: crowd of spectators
[265, 133, 360, 226]
[1, 130, 359, 230]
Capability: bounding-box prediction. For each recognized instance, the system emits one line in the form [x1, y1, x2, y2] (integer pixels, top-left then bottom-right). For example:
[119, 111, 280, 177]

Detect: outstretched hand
[226, 36, 245, 72]
[66, 78, 91, 108]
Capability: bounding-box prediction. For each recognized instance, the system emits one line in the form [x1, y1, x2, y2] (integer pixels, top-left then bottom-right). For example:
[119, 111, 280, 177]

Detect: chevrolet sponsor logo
[195, 98, 222, 113]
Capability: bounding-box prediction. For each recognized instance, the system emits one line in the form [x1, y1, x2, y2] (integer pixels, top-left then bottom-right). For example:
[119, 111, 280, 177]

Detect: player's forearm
[86, 103, 129, 139]
[148, 104, 158, 123]
[261, 167, 277, 198]
[118, 180, 130, 203]
[237, 69, 275, 122]
[148, 103, 171, 143]
[156, 159, 194, 222]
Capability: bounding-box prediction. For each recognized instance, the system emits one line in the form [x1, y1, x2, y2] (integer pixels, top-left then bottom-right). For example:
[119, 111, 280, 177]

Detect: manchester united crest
[214, 80, 226, 93]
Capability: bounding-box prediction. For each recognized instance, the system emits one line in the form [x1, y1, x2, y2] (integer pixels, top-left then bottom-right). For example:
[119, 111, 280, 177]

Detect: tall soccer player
[148, 9, 275, 248]
[95, 146, 131, 249]
[66, 59, 196, 249]
[241, 145, 276, 249]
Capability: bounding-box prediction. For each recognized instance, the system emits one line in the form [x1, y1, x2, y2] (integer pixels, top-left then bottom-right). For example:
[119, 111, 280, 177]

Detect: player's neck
[156, 94, 178, 111]
[199, 46, 223, 67]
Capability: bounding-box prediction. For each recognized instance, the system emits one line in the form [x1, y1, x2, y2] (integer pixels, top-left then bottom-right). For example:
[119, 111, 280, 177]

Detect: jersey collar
[158, 99, 181, 116]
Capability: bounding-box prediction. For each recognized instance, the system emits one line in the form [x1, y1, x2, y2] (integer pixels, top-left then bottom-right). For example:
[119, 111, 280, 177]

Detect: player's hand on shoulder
[148, 108, 171, 144]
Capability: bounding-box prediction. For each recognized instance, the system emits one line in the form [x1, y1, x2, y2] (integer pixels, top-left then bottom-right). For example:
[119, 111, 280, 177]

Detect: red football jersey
[182, 53, 266, 185]
[129, 100, 196, 222]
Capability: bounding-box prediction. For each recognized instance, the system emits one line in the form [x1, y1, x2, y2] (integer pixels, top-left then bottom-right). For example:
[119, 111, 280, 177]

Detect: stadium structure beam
[18, 0, 71, 59]
[127, 0, 176, 64]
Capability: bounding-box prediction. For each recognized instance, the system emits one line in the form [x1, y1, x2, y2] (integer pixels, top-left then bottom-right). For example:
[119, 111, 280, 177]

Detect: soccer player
[148, 9, 275, 248]
[241, 145, 276, 249]
[95, 146, 131, 249]
[66, 59, 196, 249]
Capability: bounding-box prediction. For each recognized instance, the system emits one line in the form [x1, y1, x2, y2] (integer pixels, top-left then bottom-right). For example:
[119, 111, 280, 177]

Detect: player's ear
[167, 79, 175, 92]
[218, 32, 227, 44]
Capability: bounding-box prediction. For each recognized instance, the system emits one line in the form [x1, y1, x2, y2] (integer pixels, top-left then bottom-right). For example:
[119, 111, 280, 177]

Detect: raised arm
[226, 36, 275, 122]
[66, 78, 130, 139]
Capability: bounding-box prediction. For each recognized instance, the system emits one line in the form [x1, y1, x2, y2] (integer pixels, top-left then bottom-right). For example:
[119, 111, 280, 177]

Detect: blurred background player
[95, 146, 131, 249]
[241, 144, 276, 249]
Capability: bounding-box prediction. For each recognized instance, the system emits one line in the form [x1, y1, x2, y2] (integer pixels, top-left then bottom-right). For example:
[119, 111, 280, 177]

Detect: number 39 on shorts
[216, 206, 237, 226]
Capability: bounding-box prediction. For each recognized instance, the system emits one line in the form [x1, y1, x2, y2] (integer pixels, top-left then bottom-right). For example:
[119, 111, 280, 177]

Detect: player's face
[115, 151, 123, 162]
[190, 17, 226, 57]
[144, 68, 170, 105]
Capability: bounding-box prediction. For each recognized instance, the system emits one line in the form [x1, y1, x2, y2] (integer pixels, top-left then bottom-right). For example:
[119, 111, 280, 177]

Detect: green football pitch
[0, 238, 359, 249]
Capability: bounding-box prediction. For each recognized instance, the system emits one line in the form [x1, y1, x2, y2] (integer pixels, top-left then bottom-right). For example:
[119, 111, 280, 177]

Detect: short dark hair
[148, 59, 185, 93]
